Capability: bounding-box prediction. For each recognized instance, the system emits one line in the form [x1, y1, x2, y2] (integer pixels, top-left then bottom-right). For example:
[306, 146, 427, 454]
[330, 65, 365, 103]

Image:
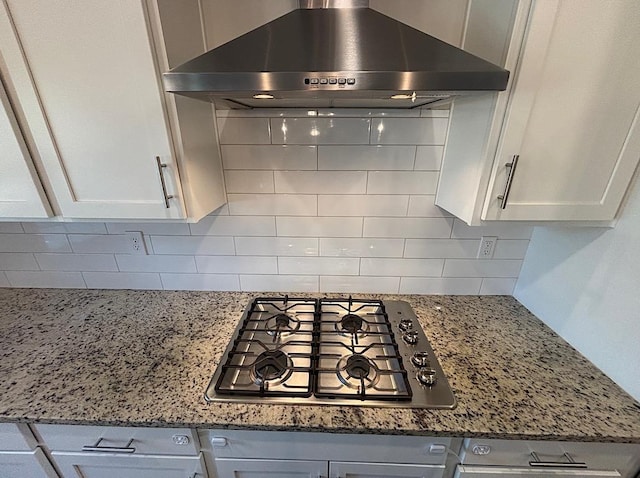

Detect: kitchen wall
[0, 107, 533, 293]
[515, 175, 640, 401]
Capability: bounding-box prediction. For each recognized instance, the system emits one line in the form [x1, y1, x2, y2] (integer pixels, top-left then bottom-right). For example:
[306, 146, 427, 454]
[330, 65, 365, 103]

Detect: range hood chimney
[163, 0, 509, 109]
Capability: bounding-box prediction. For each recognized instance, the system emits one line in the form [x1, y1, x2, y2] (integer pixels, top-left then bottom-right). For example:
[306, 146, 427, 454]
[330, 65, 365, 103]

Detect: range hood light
[253, 93, 275, 99]
[391, 92, 417, 102]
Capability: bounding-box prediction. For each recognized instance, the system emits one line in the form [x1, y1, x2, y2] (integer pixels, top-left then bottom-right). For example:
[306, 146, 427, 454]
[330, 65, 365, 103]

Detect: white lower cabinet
[201, 430, 453, 478]
[33, 424, 206, 478]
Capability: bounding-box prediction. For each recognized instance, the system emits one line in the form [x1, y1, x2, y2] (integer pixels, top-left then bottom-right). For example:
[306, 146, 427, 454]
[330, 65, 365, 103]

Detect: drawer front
[202, 429, 451, 465]
[0, 448, 59, 478]
[34, 425, 198, 456]
[455, 465, 621, 477]
[215, 458, 327, 478]
[0, 423, 38, 451]
[461, 439, 640, 472]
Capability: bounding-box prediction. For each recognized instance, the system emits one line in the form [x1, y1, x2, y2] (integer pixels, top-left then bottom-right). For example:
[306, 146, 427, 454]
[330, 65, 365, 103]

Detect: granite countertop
[0, 288, 639, 443]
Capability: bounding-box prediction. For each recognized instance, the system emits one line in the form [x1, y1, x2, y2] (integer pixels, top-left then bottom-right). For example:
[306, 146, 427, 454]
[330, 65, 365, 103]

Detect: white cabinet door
[0, 76, 51, 218]
[330, 461, 445, 478]
[0, 449, 59, 478]
[214, 458, 327, 478]
[2, 0, 185, 219]
[51, 452, 204, 478]
[483, 0, 640, 221]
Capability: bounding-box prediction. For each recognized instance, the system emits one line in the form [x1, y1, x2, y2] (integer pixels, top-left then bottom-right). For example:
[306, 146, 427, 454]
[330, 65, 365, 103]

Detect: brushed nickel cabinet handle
[529, 451, 587, 468]
[155, 156, 174, 208]
[82, 437, 136, 454]
[497, 154, 520, 209]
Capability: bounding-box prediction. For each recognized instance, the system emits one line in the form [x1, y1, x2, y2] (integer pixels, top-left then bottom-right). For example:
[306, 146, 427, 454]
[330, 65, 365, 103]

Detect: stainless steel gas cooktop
[205, 297, 456, 409]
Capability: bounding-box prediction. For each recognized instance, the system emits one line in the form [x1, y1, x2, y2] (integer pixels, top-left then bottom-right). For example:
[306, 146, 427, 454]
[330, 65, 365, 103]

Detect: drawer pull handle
[82, 437, 136, 454]
[156, 156, 174, 208]
[497, 154, 520, 209]
[529, 451, 587, 468]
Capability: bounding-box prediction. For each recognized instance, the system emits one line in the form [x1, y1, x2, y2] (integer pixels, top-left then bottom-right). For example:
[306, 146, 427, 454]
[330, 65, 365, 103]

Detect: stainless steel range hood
[163, 0, 509, 109]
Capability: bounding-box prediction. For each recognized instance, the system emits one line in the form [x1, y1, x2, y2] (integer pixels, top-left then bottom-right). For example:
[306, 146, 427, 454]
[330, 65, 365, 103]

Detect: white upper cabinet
[0, 77, 51, 218]
[0, 0, 225, 221]
[438, 0, 640, 224]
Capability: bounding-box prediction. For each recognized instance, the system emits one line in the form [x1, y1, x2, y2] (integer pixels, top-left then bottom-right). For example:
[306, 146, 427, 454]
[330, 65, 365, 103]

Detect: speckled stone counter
[0, 289, 639, 443]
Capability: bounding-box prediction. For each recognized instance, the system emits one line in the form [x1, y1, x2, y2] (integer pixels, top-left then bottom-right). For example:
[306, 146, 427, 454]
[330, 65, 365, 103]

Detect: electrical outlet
[477, 236, 497, 258]
[126, 231, 147, 255]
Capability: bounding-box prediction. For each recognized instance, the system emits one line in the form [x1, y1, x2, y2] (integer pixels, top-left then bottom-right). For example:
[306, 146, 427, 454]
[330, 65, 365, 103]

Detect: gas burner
[335, 313, 369, 336]
[250, 350, 293, 386]
[337, 354, 379, 390]
[265, 312, 300, 336]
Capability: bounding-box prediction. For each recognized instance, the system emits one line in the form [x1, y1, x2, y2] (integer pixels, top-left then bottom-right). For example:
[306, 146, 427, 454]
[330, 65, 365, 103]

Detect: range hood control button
[310, 78, 319, 84]
[347, 78, 356, 85]
[320, 78, 328, 84]
[329, 78, 337, 84]
[399, 319, 413, 331]
[417, 368, 437, 386]
[338, 78, 347, 84]
[403, 330, 419, 345]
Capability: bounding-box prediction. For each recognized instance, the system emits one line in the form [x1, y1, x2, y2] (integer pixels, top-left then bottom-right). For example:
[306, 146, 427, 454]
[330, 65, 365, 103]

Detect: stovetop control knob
[399, 319, 413, 331]
[402, 330, 419, 345]
[417, 368, 437, 386]
[411, 351, 430, 368]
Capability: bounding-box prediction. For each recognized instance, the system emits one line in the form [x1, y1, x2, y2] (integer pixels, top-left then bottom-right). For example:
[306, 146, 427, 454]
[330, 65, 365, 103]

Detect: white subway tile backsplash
[190, 216, 276, 236]
[320, 276, 400, 294]
[278, 257, 359, 275]
[0, 223, 23, 233]
[361, 258, 444, 277]
[160, 273, 239, 291]
[367, 171, 439, 195]
[0, 110, 529, 295]
[276, 217, 363, 237]
[0, 234, 71, 253]
[22, 222, 107, 234]
[222, 145, 317, 170]
[443, 259, 523, 278]
[320, 238, 404, 258]
[115, 254, 196, 273]
[480, 278, 517, 295]
[196, 256, 277, 274]
[404, 239, 478, 259]
[68, 234, 129, 253]
[36, 253, 117, 272]
[150, 236, 235, 255]
[6, 271, 86, 289]
[228, 194, 317, 216]
[224, 170, 275, 193]
[217, 117, 270, 144]
[275, 171, 367, 194]
[83, 272, 162, 290]
[235, 237, 318, 256]
[0, 253, 38, 271]
[451, 219, 534, 240]
[371, 118, 448, 145]
[493, 240, 531, 259]
[414, 146, 444, 170]
[318, 146, 415, 170]
[318, 195, 408, 217]
[240, 275, 318, 293]
[271, 118, 370, 145]
[105, 222, 189, 235]
[407, 196, 452, 218]
[399, 277, 482, 295]
[363, 218, 453, 238]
